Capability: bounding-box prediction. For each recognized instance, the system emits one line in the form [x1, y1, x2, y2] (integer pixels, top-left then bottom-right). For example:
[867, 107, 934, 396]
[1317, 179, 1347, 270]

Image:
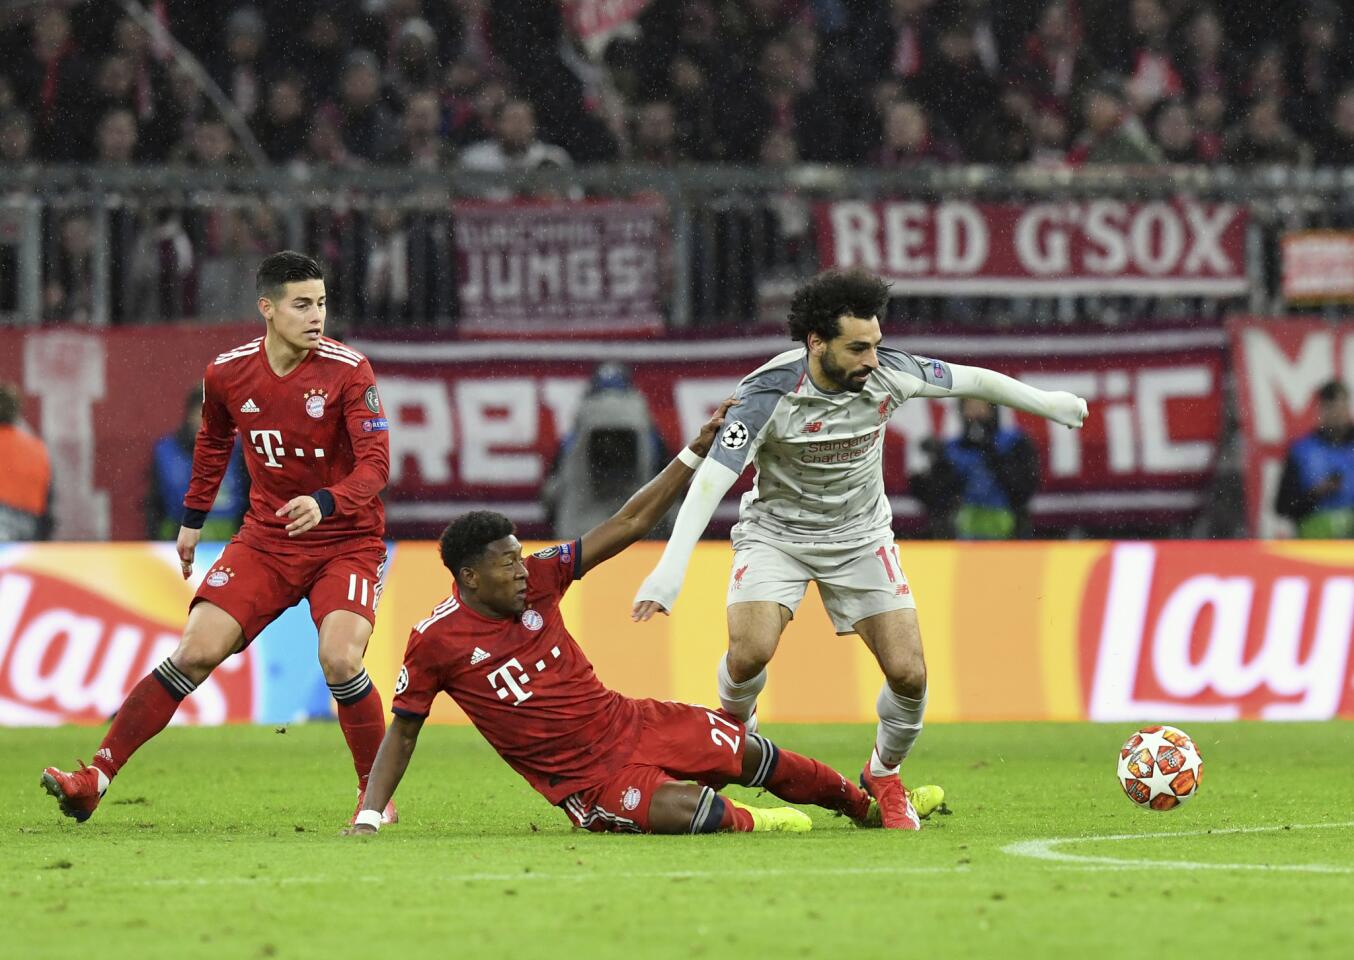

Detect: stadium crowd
[2, 0, 1353, 172]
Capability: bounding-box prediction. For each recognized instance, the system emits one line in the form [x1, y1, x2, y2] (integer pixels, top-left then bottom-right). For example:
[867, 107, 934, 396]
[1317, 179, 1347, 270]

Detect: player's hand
[276, 496, 322, 536]
[689, 397, 737, 458]
[1049, 393, 1089, 429]
[631, 599, 670, 622]
[176, 526, 201, 580]
[341, 823, 378, 837]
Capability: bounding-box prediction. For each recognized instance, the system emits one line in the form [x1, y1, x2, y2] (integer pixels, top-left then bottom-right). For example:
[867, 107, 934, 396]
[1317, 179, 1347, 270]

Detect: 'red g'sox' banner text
[354, 330, 1226, 537]
[1230, 317, 1354, 537]
[453, 199, 665, 337]
[816, 200, 1248, 295]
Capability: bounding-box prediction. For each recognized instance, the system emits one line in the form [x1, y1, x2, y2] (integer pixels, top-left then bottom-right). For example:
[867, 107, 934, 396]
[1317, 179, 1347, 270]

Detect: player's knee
[648, 785, 700, 834]
[317, 647, 363, 684]
[726, 642, 771, 683]
[884, 656, 926, 699]
[170, 636, 228, 684]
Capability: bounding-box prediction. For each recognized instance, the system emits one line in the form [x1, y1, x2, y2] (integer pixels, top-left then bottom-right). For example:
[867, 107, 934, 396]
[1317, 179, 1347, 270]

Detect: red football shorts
[191, 539, 388, 642]
[561, 699, 747, 833]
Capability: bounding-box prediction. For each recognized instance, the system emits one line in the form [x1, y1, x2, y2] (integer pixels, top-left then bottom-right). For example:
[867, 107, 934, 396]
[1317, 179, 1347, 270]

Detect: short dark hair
[787, 270, 891, 343]
[439, 511, 516, 581]
[0, 382, 20, 425]
[1317, 380, 1348, 404]
[256, 250, 323, 298]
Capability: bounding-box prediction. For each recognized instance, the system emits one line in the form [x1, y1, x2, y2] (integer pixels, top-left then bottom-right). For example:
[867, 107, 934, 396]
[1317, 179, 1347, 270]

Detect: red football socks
[719, 797, 755, 832]
[765, 748, 871, 820]
[91, 668, 186, 780]
[336, 687, 386, 788]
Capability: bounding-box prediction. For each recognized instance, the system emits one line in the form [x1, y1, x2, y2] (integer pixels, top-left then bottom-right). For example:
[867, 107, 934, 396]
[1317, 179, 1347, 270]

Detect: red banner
[1079, 541, 1354, 720]
[1230, 316, 1354, 537]
[453, 199, 665, 337]
[1281, 231, 1354, 303]
[815, 200, 1248, 295]
[353, 330, 1227, 538]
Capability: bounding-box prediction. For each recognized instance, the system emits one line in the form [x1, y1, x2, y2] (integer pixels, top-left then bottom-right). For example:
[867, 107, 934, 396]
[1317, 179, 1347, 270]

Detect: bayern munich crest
[621, 786, 642, 811]
[205, 567, 233, 588]
[521, 609, 543, 631]
[303, 388, 328, 419]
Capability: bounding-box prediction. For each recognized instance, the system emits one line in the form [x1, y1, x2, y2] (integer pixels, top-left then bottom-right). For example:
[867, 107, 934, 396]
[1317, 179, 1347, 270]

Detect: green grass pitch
[4, 720, 1351, 959]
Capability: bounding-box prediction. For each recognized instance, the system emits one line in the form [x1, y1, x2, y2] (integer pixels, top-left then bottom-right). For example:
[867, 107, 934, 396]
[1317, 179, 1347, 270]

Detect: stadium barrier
[3, 540, 1350, 727]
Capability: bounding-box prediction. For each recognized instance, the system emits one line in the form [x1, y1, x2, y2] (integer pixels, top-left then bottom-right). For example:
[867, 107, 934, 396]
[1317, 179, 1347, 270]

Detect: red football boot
[351, 790, 399, 826]
[41, 761, 106, 823]
[859, 763, 921, 831]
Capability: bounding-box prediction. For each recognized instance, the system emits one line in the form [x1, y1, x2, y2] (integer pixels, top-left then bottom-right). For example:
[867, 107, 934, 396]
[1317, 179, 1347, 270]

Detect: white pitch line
[1002, 820, 1354, 874]
[39, 864, 970, 888]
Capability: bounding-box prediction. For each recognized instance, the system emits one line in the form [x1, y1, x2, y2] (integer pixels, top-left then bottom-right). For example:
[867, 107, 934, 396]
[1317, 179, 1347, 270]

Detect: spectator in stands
[126, 206, 195, 322]
[197, 205, 278, 320]
[81, 54, 139, 157]
[1241, 44, 1288, 105]
[720, 35, 843, 163]
[1068, 75, 1162, 165]
[144, 63, 208, 163]
[1152, 99, 1205, 164]
[1222, 97, 1310, 166]
[254, 74, 308, 163]
[1177, 7, 1236, 101]
[1122, 0, 1184, 114]
[667, 54, 718, 161]
[0, 381, 53, 542]
[110, 16, 167, 133]
[1276, 380, 1354, 539]
[298, 10, 347, 100]
[441, 57, 491, 147]
[215, 7, 267, 120]
[0, 110, 34, 167]
[296, 106, 356, 171]
[388, 18, 442, 108]
[14, 7, 88, 161]
[1011, 1, 1097, 117]
[909, 398, 1040, 540]
[1316, 85, 1354, 165]
[336, 51, 400, 161]
[631, 101, 683, 166]
[384, 90, 453, 169]
[1192, 89, 1229, 162]
[146, 386, 246, 541]
[94, 108, 139, 165]
[872, 100, 959, 166]
[1027, 105, 1069, 166]
[458, 99, 572, 192]
[859, 0, 938, 83]
[914, 15, 1004, 154]
[179, 118, 238, 168]
[43, 213, 96, 324]
[1287, 0, 1346, 140]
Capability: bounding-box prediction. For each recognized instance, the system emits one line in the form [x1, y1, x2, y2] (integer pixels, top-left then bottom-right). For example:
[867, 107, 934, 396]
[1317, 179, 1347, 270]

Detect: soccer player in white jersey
[632, 270, 1089, 829]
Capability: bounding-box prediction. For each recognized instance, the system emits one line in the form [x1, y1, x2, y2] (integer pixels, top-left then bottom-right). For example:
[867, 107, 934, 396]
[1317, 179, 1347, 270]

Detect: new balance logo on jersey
[240, 398, 260, 414]
[470, 647, 490, 665]
[802, 421, 823, 433]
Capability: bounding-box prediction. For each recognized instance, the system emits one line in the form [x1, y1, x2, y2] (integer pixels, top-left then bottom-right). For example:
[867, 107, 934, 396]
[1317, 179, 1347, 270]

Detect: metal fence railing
[5, 164, 1354, 330]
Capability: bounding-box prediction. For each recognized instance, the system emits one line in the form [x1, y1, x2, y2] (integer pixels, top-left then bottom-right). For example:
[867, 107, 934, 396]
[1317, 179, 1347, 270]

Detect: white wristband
[677, 447, 704, 469]
[355, 808, 383, 830]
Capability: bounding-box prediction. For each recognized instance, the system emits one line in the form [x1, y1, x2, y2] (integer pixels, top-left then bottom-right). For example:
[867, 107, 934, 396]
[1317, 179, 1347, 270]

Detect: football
[1116, 725, 1204, 811]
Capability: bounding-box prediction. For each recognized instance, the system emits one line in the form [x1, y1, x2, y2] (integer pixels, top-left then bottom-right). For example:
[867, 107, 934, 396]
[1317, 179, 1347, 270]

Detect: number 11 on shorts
[706, 711, 741, 753]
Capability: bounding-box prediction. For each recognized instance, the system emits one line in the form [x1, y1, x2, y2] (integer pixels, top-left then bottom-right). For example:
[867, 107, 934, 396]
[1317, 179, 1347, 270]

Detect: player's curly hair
[786, 270, 891, 344]
[256, 250, 324, 298]
[439, 511, 516, 580]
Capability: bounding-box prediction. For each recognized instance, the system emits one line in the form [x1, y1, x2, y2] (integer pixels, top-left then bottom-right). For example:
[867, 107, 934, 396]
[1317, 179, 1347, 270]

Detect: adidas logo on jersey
[240, 398, 260, 413]
[470, 647, 490, 665]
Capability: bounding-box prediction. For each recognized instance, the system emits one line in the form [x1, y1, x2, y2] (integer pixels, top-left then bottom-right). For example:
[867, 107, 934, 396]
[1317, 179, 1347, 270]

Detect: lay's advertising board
[2, 541, 1352, 726]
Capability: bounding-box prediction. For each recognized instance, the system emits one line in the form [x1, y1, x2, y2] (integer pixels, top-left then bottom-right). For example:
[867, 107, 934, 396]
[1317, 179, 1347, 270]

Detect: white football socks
[717, 652, 767, 734]
[872, 683, 927, 775]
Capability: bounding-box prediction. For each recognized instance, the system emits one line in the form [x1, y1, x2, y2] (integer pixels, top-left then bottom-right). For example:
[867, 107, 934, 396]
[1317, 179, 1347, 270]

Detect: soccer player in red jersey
[347, 404, 934, 836]
[42, 251, 396, 825]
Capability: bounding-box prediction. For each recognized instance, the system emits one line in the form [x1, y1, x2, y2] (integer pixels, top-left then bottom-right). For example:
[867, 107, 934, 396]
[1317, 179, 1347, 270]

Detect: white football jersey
[710, 346, 954, 544]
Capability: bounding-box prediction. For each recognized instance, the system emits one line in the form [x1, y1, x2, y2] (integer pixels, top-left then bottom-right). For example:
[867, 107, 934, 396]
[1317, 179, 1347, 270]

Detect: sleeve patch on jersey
[394, 665, 409, 695]
[361, 417, 389, 432]
[558, 541, 573, 567]
[364, 385, 381, 413]
[532, 546, 560, 559]
[720, 420, 750, 450]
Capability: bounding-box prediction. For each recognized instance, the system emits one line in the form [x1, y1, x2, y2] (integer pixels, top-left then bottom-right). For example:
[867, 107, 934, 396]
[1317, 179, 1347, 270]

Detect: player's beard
[821, 350, 869, 393]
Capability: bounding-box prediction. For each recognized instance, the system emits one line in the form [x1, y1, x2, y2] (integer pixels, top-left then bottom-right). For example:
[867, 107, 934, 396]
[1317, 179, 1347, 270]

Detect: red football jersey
[392, 541, 642, 805]
[184, 335, 389, 552]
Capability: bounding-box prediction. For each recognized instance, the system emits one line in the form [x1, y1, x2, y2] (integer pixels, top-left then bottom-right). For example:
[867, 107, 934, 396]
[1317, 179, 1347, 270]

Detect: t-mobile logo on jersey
[249, 430, 326, 469]
[486, 646, 563, 706]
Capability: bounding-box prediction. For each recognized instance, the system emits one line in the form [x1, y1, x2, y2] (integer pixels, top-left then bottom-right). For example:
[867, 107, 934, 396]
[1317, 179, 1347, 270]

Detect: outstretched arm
[344, 712, 425, 835]
[916, 362, 1089, 428]
[578, 399, 734, 578]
